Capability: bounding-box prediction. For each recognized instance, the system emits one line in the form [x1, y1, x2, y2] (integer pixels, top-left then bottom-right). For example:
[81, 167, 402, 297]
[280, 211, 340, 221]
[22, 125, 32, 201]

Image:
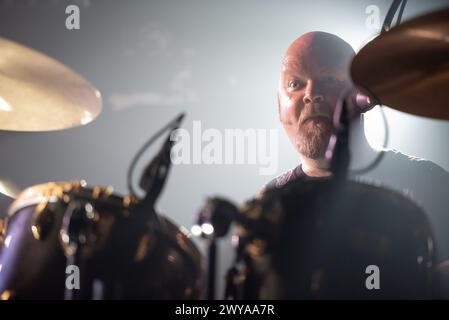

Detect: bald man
[261, 31, 449, 267]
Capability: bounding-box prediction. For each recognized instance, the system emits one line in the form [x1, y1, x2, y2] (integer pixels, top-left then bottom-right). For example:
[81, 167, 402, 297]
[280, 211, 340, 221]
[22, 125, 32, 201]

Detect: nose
[303, 80, 324, 104]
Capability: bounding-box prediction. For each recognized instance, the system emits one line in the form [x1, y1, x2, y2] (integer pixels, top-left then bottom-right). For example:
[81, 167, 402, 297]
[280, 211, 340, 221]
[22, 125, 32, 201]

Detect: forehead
[281, 53, 349, 79]
[281, 34, 354, 79]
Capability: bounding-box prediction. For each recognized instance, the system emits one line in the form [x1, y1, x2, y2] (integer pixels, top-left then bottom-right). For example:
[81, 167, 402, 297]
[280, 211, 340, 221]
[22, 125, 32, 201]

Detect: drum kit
[0, 1, 449, 299]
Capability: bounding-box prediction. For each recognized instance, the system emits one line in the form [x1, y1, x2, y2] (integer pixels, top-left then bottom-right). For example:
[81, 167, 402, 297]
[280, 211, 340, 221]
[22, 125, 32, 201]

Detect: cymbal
[0, 178, 20, 199]
[0, 37, 102, 131]
[351, 8, 449, 120]
[0, 186, 14, 219]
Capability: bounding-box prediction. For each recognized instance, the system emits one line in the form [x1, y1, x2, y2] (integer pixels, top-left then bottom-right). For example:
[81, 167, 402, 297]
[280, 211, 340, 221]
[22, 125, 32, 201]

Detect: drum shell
[0, 185, 202, 299]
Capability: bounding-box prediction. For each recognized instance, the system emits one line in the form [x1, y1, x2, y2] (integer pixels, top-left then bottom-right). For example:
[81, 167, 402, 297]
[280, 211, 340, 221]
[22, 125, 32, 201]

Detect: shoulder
[384, 149, 449, 176]
[375, 149, 449, 197]
[257, 166, 301, 198]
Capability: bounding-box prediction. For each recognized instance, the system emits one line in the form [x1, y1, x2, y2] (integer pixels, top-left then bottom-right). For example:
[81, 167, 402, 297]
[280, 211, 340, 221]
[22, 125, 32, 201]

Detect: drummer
[260, 31, 449, 262]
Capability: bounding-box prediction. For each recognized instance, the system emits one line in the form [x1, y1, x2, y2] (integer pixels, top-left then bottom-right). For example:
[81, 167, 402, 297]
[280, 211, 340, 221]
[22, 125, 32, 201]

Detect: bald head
[278, 32, 355, 160]
[282, 31, 355, 81]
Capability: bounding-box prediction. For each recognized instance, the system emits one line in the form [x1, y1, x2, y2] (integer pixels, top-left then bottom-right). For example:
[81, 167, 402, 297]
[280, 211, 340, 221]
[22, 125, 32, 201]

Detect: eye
[287, 79, 304, 91]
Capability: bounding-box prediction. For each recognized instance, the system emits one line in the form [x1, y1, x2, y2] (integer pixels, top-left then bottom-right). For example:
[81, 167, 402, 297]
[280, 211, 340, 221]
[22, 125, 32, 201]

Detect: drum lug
[0, 218, 5, 245]
[59, 200, 99, 257]
[30, 181, 86, 241]
[31, 204, 55, 241]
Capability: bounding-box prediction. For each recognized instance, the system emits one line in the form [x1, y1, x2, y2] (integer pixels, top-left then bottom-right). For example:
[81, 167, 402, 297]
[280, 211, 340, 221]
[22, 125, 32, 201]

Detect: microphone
[139, 113, 185, 205]
[326, 87, 378, 178]
[348, 87, 379, 114]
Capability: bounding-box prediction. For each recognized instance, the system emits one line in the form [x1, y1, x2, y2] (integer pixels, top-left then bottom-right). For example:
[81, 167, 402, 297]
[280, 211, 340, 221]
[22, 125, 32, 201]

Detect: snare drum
[0, 181, 202, 299]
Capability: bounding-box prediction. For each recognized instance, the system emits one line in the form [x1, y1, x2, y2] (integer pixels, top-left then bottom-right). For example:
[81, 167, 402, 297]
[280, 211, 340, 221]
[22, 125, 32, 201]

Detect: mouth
[301, 115, 332, 126]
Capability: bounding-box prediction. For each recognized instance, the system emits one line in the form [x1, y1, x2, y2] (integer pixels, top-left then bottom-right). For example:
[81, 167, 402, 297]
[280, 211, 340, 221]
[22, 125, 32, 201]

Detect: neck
[300, 114, 377, 177]
[301, 158, 332, 177]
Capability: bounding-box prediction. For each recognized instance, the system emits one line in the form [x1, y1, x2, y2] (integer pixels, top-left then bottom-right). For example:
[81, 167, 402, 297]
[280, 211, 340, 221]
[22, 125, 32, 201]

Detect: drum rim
[7, 181, 125, 217]
[8, 181, 67, 217]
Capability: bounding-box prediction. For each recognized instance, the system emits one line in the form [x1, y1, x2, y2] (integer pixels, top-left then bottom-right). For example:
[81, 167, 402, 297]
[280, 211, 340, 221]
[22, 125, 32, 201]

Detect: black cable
[126, 112, 185, 198]
[382, 0, 403, 33]
[396, 0, 407, 25]
[382, 0, 408, 33]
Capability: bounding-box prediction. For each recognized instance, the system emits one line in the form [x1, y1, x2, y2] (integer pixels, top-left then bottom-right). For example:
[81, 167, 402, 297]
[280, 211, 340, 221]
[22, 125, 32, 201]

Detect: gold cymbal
[0, 178, 20, 199]
[0, 37, 102, 131]
[351, 8, 449, 120]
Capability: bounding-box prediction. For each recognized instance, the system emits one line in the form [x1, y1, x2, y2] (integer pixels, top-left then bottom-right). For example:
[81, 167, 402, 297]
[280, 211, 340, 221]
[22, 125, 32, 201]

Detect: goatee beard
[296, 121, 332, 160]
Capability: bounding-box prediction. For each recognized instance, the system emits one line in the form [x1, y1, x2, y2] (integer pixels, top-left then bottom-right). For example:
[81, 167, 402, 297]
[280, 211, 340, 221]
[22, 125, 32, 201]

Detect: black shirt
[261, 149, 449, 261]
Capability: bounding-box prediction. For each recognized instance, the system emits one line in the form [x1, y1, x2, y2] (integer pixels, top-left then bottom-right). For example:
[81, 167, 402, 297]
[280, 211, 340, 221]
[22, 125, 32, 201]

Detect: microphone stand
[326, 96, 351, 180]
[117, 114, 186, 299]
[195, 197, 239, 300]
[207, 237, 217, 300]
[130, 113, 185, 223]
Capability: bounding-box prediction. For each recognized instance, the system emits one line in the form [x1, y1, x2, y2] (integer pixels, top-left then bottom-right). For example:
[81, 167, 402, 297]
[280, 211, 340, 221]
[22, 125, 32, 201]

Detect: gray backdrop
[1, 0, 449, 297]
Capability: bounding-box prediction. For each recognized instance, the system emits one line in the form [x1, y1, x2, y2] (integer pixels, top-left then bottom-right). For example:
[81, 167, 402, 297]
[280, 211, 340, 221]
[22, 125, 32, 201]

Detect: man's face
[278, 35, 352, 160]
